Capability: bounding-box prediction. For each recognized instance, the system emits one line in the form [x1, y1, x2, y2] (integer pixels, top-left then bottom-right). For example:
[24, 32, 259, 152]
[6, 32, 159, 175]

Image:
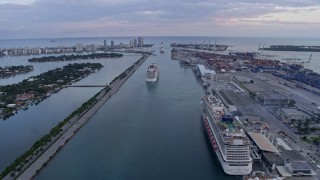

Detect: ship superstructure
[202, 95, 252, 175]
[146, 63, 159, 82]
[160, 42, 165, 53]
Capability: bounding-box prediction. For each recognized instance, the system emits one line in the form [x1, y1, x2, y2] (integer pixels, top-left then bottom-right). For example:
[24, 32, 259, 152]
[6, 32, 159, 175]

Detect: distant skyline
[0, 0, 320, 39]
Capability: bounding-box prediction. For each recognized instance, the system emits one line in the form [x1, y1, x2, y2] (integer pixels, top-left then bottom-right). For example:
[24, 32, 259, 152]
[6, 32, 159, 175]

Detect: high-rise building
[134, 39, 137, 47]
[104, 40, 107, 48]
[75, 44, 83, 52]
[111, 41, 115, 48]
[138, 37, 144, 47]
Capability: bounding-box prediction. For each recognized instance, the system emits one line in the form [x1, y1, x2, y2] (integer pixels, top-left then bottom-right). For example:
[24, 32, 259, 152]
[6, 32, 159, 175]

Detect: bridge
[63, 85, 107, 88]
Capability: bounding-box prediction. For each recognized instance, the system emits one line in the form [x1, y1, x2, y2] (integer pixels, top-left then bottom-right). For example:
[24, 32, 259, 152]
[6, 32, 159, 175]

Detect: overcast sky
[0, 0, 319, 39]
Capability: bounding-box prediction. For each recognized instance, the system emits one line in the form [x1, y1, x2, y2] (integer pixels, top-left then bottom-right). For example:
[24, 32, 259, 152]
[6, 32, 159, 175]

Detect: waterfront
[1, 36, 320, 179]
[13, 54, 150, 179]
[0, 55, 139, 171]
[33, 44, 236, 180]
[1, 36, 320, 74]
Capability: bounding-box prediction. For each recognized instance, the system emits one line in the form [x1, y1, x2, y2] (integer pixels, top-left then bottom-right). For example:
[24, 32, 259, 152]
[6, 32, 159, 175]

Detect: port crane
[282, 56, 303, 65]
[282, 54, 312, 67]
[301, 54, 312, 64]
[258, 43, 277, 60]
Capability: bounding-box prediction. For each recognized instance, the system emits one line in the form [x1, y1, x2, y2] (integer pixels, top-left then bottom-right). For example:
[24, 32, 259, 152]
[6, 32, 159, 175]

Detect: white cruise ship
[146, 63, 159, 82]
[202, 95, 252, 175]
[160, 42, 165, 53]
[160, 46, 164, 53]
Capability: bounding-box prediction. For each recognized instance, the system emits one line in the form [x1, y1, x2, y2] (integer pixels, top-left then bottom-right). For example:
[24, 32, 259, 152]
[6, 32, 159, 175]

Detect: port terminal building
[276, 108, 310, 124]
[247, 129, 316, 178]
[196, 64, 216, 80]
[255, 91, 289, 106]
[241, 83, 290, 106]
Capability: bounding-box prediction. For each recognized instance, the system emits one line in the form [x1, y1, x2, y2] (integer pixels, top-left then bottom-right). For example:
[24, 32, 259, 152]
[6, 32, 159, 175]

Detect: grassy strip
[110, 54, 145, 84]
[1, 52, 149, 179]
[0, 87, 110, 179]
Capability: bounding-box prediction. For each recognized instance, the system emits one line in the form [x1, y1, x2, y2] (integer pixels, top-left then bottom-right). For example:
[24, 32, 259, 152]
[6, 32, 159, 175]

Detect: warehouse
[277, 108, 309, 123]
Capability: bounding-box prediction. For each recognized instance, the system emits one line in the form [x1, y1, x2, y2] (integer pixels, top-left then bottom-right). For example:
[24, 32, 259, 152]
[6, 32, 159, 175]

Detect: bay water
[0, 36, 319, 179]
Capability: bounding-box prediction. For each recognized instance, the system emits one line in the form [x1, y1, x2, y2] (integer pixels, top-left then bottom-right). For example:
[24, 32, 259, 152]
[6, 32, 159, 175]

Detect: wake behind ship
[202, 95, 252, 175]
[146, 63, 159, 82]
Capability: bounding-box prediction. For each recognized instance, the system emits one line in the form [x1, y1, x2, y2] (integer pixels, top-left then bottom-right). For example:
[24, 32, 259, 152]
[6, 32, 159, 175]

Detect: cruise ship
[160, 42, 165, 53]
[202, 95, 252, 175]
[146, 63, 159, 82]
[160, 46, 164, 53]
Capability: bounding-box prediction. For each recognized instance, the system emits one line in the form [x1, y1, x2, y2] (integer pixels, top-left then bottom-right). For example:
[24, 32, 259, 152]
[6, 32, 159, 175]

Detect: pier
[3, 53, 151, 180]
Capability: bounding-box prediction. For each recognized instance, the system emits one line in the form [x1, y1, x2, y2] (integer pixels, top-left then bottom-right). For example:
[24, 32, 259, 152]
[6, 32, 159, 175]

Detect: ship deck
[205, 95, 250, 145]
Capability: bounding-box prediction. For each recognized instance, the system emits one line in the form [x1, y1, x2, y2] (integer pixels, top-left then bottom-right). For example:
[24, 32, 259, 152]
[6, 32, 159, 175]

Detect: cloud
[0, 0, 35, 5]
[141, 10, 167, 16]
[0, 0, 320, 38]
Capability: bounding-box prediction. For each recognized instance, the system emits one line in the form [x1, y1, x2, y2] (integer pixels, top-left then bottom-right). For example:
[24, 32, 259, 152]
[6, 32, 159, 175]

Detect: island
[0, 53, 151, 180]
[0, 63, 103, 120]
[28, 53, 123, 62]
[0, 65, 34, 79]
[142, 44, 154, 48]
[261, 45, 320, 52]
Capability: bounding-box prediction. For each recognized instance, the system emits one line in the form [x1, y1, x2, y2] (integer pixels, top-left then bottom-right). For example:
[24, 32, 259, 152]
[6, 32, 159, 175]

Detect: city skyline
[0, 0, 320, 39]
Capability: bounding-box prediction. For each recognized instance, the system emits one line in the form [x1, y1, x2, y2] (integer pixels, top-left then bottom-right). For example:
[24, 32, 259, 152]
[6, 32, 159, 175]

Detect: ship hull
[202, 110, 252, 175]
[146, 63, 159, 83]
[146, 77, 158, 82]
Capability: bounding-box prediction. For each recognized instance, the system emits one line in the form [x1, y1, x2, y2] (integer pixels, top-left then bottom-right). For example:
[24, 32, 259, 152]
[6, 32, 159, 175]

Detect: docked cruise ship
[202, 95, 252, 175]
[146, 63, 159, 82]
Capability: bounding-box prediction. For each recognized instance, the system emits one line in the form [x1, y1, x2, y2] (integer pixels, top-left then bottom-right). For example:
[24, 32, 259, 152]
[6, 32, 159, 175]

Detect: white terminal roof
[248, 132, 279, 153]
[197, 64, 216, 76]
[276, 138, 292, 151]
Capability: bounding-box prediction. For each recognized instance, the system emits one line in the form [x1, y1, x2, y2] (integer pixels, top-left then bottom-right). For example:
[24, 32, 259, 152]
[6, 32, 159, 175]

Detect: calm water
[0, 36, 319, 179]
[0, 55, 139, 170]
[1, 36, 319, 73]
[35, 46, 236, 180]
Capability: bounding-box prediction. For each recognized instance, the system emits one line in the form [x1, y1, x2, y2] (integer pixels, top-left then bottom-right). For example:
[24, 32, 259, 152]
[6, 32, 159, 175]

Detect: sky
[0, 0, 320, 39]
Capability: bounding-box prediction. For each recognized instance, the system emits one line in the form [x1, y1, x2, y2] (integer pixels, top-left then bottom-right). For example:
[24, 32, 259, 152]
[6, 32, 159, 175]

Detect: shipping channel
[35, 46, 236, 180]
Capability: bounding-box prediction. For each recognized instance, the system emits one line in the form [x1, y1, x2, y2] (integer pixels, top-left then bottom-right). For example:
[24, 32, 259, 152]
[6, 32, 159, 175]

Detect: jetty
[2, 53, 150, 180]
[63, 85, 107, 88]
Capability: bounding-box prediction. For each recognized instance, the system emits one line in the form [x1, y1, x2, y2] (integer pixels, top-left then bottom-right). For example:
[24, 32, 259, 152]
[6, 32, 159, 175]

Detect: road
[8, 53, 150, 180]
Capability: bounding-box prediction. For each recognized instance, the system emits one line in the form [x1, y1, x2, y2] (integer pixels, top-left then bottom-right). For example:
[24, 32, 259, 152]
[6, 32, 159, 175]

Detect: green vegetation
[110, 54, 145, 84]
[301, 135, 320, 145]
[0, 65, 34, 79]
[311, 136, 320, 145]
[0, 87, 110, 179]
[288, 100, 296, 107]
[296, 119, 310, 135]
[1, 53, 149, 179]
[28, 53, 123, 62]
[0, 63, 103, 120]
[142, 44, 154, 48]
[262, 45, 320, 52]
